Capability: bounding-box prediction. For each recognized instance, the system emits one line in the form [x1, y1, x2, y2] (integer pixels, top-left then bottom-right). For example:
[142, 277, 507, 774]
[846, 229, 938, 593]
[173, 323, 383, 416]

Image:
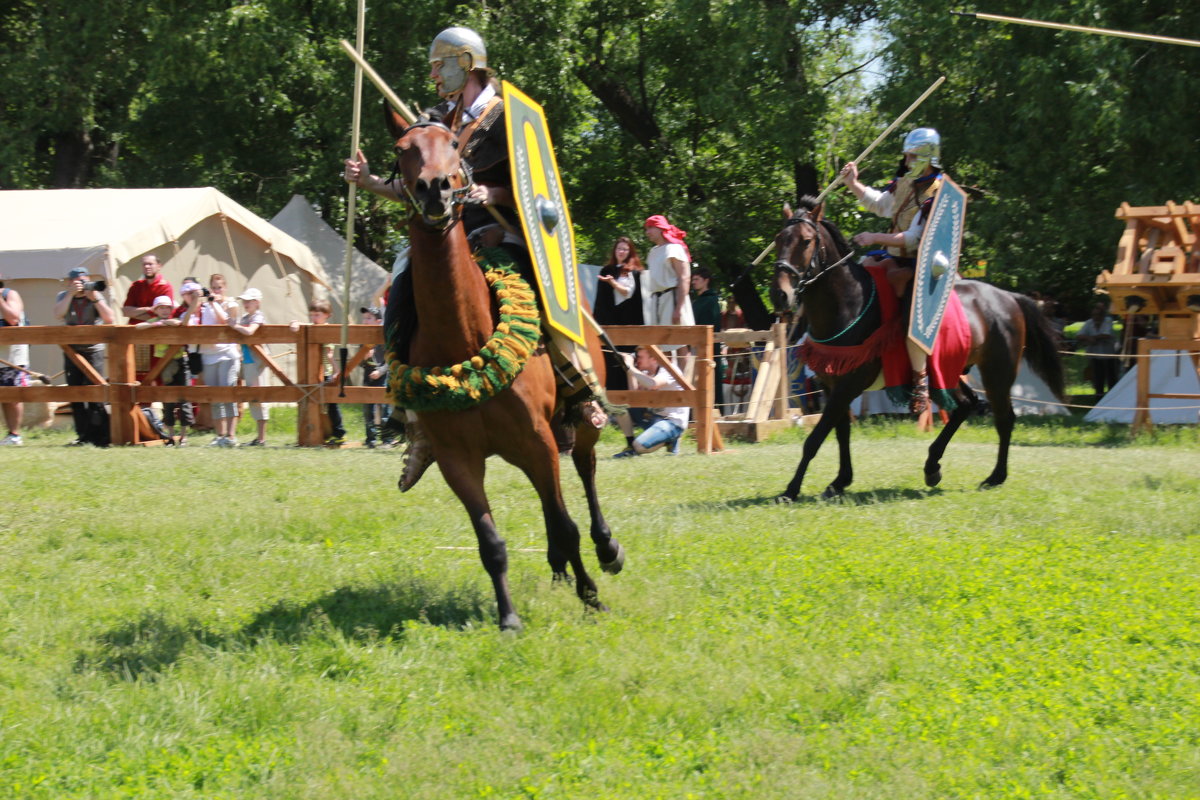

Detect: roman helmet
[429, 26, 488, 97]
[902, 127, 941, 176]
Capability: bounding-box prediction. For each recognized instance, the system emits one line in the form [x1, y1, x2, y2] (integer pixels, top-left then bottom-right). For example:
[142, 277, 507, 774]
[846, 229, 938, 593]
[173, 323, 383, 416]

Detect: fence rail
[0, 325, 384, 446]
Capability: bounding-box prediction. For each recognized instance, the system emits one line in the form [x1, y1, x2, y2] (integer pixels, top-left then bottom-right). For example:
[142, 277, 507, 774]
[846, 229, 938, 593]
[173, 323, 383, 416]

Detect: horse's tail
[1015, 293, 1065, 401]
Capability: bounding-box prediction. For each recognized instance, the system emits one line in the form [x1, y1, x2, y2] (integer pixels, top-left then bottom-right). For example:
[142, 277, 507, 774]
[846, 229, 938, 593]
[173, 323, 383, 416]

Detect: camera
[201, 287, 212, 299]
[83, 280, 107, 292]
[0, 280, 5, 288]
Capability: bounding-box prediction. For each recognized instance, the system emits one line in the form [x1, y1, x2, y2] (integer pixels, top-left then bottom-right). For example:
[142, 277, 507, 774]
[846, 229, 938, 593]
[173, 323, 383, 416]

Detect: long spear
[750, 75, 945, 267]
[338, 0, 367, 399]
[951, 11, 1200, 49]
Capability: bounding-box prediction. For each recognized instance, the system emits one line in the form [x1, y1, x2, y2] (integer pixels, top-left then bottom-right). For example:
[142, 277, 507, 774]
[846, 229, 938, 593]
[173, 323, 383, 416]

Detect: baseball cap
[67, 267, 89, 279]
[238, 288, 263, 302]
[152, 295, 173, 307]
[360, 306, 382, 317]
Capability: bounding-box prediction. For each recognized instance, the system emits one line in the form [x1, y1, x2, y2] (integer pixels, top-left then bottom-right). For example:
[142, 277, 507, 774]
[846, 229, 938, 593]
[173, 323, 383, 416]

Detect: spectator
[1077, 301, 1120, 401]
[690, 265, 725, 411]
[0, 274, 28, 445]
[185, 278, 241, 447]
[228, 287, 270, 447]
[53, 267, 115, 446]
[721, 297, 746, 331]
[593, 236, 646, 449]
[359, 306, 391, 448]
[134, 295, 193, 445]
[613, 347, 690, 458]
[121, 254, 174, 323]
[295, 300, 345, 447]
[642, 215, 695, 330]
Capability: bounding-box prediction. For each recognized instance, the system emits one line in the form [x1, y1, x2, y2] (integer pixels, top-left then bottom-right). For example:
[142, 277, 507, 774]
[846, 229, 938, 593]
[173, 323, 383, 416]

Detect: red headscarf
[644, 214, 691, 261]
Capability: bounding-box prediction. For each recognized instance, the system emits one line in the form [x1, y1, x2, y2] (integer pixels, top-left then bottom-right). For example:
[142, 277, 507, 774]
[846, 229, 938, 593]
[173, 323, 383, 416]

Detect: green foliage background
[3, 0, 1199, 315]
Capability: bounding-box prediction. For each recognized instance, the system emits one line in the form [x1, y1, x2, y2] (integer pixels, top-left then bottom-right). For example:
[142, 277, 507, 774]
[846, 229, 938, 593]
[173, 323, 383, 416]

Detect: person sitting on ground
[613, 347, 690, 458]
[0, 274, 29, 446]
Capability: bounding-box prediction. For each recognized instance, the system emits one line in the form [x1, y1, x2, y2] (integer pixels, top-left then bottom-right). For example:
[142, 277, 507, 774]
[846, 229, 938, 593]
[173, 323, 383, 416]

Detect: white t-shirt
[190, 301, 241, 363]
[648, 367, 690, 430]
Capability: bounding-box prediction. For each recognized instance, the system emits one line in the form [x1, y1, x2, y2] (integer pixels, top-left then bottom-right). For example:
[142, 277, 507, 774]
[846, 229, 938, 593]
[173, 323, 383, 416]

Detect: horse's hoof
[551, 570, 574, 585]
[925, 468, 942, 487]
[979, 477, 1005, 490]
[774, 493, 795, 505]
[821, 485, 844, 500]
[499, 613, 523, 632]
[599, 542, 625, 575]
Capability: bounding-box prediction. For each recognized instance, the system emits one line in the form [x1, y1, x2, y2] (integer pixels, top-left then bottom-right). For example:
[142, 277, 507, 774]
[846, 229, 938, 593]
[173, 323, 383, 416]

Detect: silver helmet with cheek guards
[902, 127, 941, 172]
[429, 26, 488, 97]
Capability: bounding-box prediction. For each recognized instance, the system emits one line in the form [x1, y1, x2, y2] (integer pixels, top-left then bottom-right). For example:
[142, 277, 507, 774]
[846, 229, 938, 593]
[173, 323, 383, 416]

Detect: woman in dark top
[593, 237, 646, 449]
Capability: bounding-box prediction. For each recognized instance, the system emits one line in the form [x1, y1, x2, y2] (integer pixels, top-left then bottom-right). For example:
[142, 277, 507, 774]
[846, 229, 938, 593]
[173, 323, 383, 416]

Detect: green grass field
[2, 417, 1198, 798]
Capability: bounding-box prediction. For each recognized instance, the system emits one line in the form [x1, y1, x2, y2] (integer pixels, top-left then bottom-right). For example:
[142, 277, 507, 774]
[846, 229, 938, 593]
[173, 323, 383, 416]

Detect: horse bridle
[773, 213, 855, 308]
[389, 120, 475, 228]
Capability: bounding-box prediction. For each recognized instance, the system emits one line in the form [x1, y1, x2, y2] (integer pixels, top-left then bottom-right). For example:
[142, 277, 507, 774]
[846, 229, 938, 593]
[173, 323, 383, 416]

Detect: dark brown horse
[769, 198, 1064, 502]
[389, 119, 623, 630]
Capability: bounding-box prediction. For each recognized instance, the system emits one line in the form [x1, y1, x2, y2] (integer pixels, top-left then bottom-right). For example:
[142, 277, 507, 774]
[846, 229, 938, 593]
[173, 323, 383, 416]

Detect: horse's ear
[812, 202, 824, 223]
[384, 101, 407, 141]
[782, 202, 793, 221]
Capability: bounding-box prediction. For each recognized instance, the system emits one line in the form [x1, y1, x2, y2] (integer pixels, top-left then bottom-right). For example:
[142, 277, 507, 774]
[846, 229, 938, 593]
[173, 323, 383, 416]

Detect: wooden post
[297, 325, 325, 446]
[107, 338, 138, 445]
[693, 325, 715, 453]
[772, 321, 789, 421]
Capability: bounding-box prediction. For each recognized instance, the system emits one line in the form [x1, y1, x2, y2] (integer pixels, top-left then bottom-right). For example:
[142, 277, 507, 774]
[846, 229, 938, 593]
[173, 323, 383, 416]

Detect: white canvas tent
[0, 187, 332, 380]
[270, 194, 389, 319]
[1085, 351, 1200, 425]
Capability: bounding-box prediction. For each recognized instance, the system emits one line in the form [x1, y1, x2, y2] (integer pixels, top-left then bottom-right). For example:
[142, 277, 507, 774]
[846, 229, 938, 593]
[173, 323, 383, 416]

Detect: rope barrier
[1058, 349, 1199, 359]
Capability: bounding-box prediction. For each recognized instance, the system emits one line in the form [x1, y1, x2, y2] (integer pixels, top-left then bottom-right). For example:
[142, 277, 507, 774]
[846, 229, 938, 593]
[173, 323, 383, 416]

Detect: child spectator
[0, 275, 28, 445]
[300, 300, 345, 446]
[229, 288, 270, 446]
[135, 295, 193, 445]
[359, 306, 391, 448]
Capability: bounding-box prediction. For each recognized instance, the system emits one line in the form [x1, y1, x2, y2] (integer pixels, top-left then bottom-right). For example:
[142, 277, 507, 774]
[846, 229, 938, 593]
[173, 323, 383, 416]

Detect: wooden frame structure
[0, 325, 385, 446]
[602, 325, 721, 454]
[712, 323, 796, 442]
[1097, 202, 1200, 431]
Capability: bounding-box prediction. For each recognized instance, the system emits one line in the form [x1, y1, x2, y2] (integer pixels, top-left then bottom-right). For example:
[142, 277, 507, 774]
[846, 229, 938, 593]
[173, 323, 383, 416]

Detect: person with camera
[53, 267, 115, 446]
[185, 277, 241, 447]
[0, 273, 29, 445]
[121, 255, 174, 323]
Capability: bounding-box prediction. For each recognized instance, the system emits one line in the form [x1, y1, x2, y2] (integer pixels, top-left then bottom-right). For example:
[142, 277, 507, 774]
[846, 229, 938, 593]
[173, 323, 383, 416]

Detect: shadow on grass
[681, 485, 937, 511]
[75, 576, 491, 681]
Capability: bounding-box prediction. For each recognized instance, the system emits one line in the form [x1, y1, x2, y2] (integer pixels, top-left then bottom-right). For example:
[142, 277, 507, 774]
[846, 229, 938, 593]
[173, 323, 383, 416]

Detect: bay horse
[769, 198, 1064, 502]
[388, 119, 624, 630]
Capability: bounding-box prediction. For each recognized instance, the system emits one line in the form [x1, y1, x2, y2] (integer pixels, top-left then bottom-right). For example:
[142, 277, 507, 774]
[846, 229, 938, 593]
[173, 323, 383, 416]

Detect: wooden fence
[0, 323, 724, 451]
[0, 325, 384, 446]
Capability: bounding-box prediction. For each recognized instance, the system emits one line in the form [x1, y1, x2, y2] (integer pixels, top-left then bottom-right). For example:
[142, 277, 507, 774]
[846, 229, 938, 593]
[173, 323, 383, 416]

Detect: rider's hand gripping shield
[909, 175, 968, 354]
[503, 80, 586, 345]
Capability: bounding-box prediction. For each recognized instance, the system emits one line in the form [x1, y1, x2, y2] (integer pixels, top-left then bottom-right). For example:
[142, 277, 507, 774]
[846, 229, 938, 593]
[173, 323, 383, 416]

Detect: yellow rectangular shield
[503, 80, 586, 345]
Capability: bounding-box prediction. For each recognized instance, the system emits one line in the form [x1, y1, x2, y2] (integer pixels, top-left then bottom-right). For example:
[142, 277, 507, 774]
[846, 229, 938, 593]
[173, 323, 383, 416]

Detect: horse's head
[388, 108, 470, 229]
[769, 199, 826, 315]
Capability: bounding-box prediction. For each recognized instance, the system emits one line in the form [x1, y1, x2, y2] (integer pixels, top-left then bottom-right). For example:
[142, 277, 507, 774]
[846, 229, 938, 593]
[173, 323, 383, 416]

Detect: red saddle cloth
[800, 265, 971, 403]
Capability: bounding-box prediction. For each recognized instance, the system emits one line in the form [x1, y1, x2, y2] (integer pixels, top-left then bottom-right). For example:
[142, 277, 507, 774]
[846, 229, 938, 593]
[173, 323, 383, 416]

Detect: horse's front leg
[778, 369, 874, 503]
[520, 425, 607, 612]
[435, 453, 522, 631]
[924, 381, 978, 487]
[822, 414, 854, 499]
[571, 422, 625, 574]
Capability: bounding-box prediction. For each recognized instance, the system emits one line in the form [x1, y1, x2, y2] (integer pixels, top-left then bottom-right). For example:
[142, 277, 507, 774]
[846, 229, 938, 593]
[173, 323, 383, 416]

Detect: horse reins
[774, 213, 856, 297]
[388, 120, 476, 228]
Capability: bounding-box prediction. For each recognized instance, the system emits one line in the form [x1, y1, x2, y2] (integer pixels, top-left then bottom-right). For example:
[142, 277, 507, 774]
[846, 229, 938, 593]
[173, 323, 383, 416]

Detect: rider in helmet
[344, 26, 608, 489]
[838, 126, 945, 414]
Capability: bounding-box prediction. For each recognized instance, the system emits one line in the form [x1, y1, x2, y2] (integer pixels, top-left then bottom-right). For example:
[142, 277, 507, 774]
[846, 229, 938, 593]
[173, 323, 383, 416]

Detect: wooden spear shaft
[337, 2, 366, 397]
[750, 75, 946, 266]
[952, 11, 1200, 49]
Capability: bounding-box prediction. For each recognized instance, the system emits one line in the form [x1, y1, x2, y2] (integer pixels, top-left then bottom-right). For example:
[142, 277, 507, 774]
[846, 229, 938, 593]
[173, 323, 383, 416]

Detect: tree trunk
[50, 129, 93, 188]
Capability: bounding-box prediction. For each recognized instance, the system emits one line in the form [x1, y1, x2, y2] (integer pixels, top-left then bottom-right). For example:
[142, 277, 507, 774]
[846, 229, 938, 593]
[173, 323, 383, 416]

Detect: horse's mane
[794, 194, 852, 256]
